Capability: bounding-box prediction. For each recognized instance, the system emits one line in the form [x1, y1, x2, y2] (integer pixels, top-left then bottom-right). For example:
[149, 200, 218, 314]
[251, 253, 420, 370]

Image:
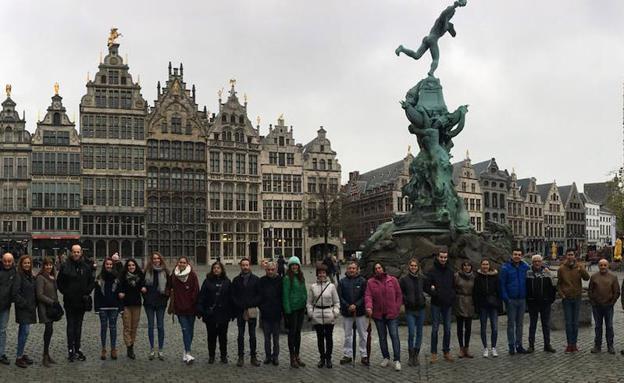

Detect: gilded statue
[5, 84, 11, 97]
[107, 28, 122, 47]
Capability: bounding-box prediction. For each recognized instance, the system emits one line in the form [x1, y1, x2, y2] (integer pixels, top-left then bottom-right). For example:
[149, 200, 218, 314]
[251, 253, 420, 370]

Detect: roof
[584, 182, 611, 205]
[536, 183, 554, 202]
[472, 158, 509, 182]
[579, 192, 598, 205]
[516, 178, 532, 198]
[356, 157, 408, 192]
[558, 185, 572, 204]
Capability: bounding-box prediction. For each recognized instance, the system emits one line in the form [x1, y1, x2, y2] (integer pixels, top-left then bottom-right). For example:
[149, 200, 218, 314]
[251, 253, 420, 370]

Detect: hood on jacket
[477, 269, 498, 276]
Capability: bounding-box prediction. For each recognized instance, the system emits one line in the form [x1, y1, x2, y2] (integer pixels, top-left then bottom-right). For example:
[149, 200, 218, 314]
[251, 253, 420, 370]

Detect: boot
[15, 357, 27, 368]
[47, 354, 56, 364]
[42, 353, 50, 368]
[111, 348, 118, 360]
[407, 349, 414, 366]
[430, 353, 438, 364]
[464, 347, 474, 358]
[127, 345, 136, 360]
[317, 356, 325, 368]
[414, 350, 420, 366]
[325, 357, 333, 369]
[101, 348, 107, 361]
[250, 356, 261, 367]
[290, 354, 299, 369]
[296, 355, 305, 367]
[458, 347, 466, 358]
[443, 352, 455, 362]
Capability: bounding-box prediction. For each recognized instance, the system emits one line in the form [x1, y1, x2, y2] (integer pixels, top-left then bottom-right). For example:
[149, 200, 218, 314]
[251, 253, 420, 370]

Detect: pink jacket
[365, 273, 402, 320]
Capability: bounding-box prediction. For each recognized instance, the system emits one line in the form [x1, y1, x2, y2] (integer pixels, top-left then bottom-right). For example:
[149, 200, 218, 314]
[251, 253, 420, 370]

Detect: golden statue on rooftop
[5, 84, 11, 97]
[108, 28, 122, 47]
[54, 82, 59, 95]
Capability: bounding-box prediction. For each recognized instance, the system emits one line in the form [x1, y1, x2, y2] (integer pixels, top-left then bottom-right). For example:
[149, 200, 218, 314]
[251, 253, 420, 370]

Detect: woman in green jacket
[282, 256, 307, 368]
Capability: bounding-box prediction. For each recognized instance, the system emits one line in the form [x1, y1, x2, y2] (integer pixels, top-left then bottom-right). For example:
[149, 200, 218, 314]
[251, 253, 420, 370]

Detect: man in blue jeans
[500, 248, 529, 355]
[0, 253, 16, 365]
[557, 249, 590, 352]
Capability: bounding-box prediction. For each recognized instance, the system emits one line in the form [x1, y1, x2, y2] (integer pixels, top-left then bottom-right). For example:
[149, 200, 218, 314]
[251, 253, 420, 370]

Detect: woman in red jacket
[365, 262, 403, 371]
[170, 256, 199, 365]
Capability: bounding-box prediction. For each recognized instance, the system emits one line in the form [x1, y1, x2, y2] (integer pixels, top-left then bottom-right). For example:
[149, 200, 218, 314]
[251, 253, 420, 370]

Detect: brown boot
[42, 353, 50, 368]
[111, 349, 118, 360]
[290, 354, 299, 369]
[464, 348, 474, 358]
[443, 352, 455, 362]
[295, 355, 306, 367]
[430, 353, 438, 364]
[458, 347, 465, 358]
[100, 348, 107, 361]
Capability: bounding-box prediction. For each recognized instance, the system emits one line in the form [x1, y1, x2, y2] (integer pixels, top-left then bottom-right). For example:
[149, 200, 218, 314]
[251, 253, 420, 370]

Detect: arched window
[221, 114, 228, 123]
[230, 114, 236, 123]
[239, 115, 244, 124]
[53, 113, 61, 125]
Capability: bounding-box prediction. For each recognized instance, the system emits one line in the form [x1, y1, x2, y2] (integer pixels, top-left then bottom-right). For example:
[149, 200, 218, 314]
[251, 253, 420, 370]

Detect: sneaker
[491, 348, 498, 357]
[158, 352, 165, 361]
[148, 351, 155, 361]
[394, 361, 401, 371]
[67, 352, 76, 363]
[272, 357, 279, 366]
[380, 358, 390, 367]
[482, 348, 489, 358]
[182, 352, 188, 363]
[75, 351, 86, 361]
[0, 355, 10, 365]
[220, 356, 228, 364]
[209, 356, 216, 364]
[237, 357, 244, 367]
[339, 356, 353, 365]
[186, 353, 195, 365]
[263, 357, 271, 365]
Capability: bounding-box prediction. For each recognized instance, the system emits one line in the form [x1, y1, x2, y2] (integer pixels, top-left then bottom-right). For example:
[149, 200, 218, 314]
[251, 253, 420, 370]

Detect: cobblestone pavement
[2, 265, 624, 382]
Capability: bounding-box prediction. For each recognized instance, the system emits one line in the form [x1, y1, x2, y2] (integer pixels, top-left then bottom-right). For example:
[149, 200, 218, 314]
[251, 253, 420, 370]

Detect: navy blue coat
[337, 274, 367, 317]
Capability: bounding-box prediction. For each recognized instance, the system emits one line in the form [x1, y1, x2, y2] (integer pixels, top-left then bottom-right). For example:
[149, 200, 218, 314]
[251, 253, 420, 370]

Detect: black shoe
[237, 357, 244, 367]
[317, 359, 325, 368]
[516, 346, 528, 354]
[591, 347, 601, 354]
[127, 345, 136, 360]
[0, 355, 9, 365]
[544, 345, 556, 353]
[361, 356, 370, 366]
[263, 357, 272, 365]
[608, 347, 615, 355]
[220, 356, 228, 364]
[508, 349, 516, 356]
[208, 356, 215, 364]
[272, 357, 279, 366]
[339, 356, 353, 365]
[526, 345, 534, 354]
[325, 358, 333, 369]
[75, 351, 86, 361]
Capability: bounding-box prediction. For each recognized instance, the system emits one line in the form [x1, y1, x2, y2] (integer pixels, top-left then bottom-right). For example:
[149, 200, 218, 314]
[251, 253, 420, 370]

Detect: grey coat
[454, 271, 475, 318]
[36, 274, 59, 323]
[12, 272, 37, 324]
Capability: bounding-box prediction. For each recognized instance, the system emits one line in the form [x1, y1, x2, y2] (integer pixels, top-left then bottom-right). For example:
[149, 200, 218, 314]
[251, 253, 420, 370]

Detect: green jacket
[282, 274, 307, 314]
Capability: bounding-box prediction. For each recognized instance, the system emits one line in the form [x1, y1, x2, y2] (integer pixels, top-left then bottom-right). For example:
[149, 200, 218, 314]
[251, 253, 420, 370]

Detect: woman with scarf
[94, 258, 123, 360]
[36, 257, 60, 367]
[282, 256, 307, 368]
[118, 259, 144, 360]
[306, 264, 340, 369]
[170, 256, 199, 365]
[197, 261, 233, 364]
[142, 251, 170, 360]
[12, 255, 37, 368]
[400, 258, 426, 367]
[454, 261, 475, 358]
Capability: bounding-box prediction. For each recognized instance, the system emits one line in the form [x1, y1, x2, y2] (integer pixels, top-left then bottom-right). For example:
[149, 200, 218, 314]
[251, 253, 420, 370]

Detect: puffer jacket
[499, 260, 529, 301]
[337, 273, 367, 317]
[306, 280, 340, 325]
[424, 259, 456, 308]
[282, 273, 307, 314]
[364, 273, 402, 320]
[57, 257, 95, 311]
[473, 269, 501, 310]
[526, 266, 556, 308]
[399, 273, 426, 311]
[12, 271, 37, 324]
[0, 266, 16, 311]
[454, 271, 475, 318]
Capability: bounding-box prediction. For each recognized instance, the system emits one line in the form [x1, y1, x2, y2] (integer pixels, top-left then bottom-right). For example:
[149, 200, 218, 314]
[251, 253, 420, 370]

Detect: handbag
[47, 302, 64, 322]
[82, 295, 93, 312]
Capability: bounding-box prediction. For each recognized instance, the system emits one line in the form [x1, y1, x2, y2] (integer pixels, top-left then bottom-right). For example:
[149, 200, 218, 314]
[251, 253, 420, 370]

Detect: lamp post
[269, 224, 274, 260]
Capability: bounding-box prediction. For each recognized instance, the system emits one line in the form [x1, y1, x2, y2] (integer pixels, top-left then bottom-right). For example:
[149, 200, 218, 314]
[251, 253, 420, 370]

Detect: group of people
[0, 244, 621, 371]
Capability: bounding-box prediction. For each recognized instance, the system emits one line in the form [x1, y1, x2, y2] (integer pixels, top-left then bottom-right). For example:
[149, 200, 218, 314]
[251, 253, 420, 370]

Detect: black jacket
[231, 272, 261, 317]
[143, 269, 170, 308]
[526, 267, 556, 308]
[0, 266, 16, 311]
[197, 275, 233, 324]
[424, 260, 456, 308]
[12, 272, 37, 324]
[258, 275, 283, 321]
[119, 272, 144, 307]
[337, 274, 367, 317]
[94, 272, 123, 312]
[57, 258, 96, 311]
[400, 273, 426, 311]
[473, 270, 501, 310]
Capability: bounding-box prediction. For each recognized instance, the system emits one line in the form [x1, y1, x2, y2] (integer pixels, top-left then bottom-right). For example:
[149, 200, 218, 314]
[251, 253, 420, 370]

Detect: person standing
[94, 258, 122, 361]
[525, 255, 556, 353]
[454, 261, 475, 359]
[499, 248, 529, 355]
[258, 261, 282, 366]
[0, 252, 16, 366]
[323, 255, 336, 284]
[337, 261, 368, 366]
[231, 258, 261, 367]
[12, 255, 37, 368]
[197, 261, 232, 364]
[142, 252, 170, 360]
[170, 256, 199, 365]
[365, 262, 402, 371]
[557, 249, 590, 353]
[277, 255, 286, 278]
[473, 259, 500, 358]
[588, 259, 619, 354]
[400, 258, 426, 366]
[282, 256, 307, 368]
[35, 257, 60, 367]
[118, 259, 144, 360]
[57, 244, 95, 362]
[307, 264, 340, 368]
[425, 247, 456, 363]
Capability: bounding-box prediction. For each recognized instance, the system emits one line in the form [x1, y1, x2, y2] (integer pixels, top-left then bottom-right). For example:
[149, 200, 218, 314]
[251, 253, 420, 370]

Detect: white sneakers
[483, 348, 498, 358]
[183, 352, 195, 364]
[482, 348, 489, 358]
[380, 358, 390, 367]
[491, 348, 498, 357]
[394, 361, 401, 371]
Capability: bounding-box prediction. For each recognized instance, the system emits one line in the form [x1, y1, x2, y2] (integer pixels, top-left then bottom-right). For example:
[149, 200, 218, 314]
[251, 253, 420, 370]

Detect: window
[236, 184, 246, 211]
[263, 201, 272, 220]
[223, 153, 233, 173]
[272, 174, 282, 192]
[3, 158, 14, 178]
[320, 159, 326, 170]
[223, 184, 233, 210]
[308, 177, 317, 193]
[262, 174, 271, 192]
[184, 142, 194, 160]
[248, 155, 258, 175]
[278, 153, 286, 167]
[248, 185, 258, 212]
[160, 141, 170, 159]
[286, 153, 294, 165]
[172, 141, 182, 160]
[148, 140, 158, 159]
[283, 174, 292, 193]
[210, 151, 220, 172]
[293, 175, 302, 193]
[269, 152, 277, 165]
[236, 154, 245, 175]
[210, 183, 220, 210]
[171, 116, 182, 134]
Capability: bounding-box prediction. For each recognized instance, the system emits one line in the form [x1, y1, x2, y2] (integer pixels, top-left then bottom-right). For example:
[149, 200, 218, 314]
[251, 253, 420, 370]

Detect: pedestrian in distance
[557, 249, 590, 353]
[0, 252, 16, 366]
[141, 251, 170, 361]
[277, 255, 286, 278]
[337, 260, 369, 366]
[473, 259, 500, 358]
[588, 259, 619, 354]
[499, 248, 529, 355]
[282, 256, 307, 368]
[399, 258, 426, 366]
[307, 263, 340, 369]
[35, 257, 61, 367]
[12, 255, 37, 368]
[231, 258, 261, 367]
[323, 254, 337, 284]
[118, 259, 144, 360]
[170, 256, 200, 365]
[454, 260, 475, 359]
[94, 258, 123, 361]
[258, 261, 282, 366]
[525, 254, 556, 353]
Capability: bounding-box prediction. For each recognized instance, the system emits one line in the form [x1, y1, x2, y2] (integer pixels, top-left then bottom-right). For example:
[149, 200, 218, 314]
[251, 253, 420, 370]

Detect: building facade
[507, 171, 525, 247]
[537, 182, 566, 256]
[452, 153, 484, 232]
[0, 86, 31, 256]
[79, 41, 148, 260]
[559, 183, 586, 251]
[146, 64, 210, 263]
[517, 177, 544, 254]
[473, 158, 510, 224]
[580, 193, 600, 247]
[31, 88, 81, 259]
[599, 209, 616, 246]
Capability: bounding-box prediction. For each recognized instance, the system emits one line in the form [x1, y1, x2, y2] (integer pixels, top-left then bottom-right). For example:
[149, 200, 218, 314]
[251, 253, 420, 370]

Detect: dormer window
[221, 114, 228, 123]
[53, 112, 61, 125]
[320, 145, 325, 152]
[239, 115, 244, 124]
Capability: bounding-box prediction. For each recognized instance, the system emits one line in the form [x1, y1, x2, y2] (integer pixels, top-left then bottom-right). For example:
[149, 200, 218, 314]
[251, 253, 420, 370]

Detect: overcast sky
[2, 0, 623, 189]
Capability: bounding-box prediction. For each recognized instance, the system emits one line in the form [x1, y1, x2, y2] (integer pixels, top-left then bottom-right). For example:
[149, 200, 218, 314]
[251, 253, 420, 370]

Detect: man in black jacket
[231, 258, 261, 367]
[57, 244, 95, 362]
[337, 261, 368, 366]
[258, 261, 282, 366]
[526, 254, 556, 353]
[0, 252, 16, 365]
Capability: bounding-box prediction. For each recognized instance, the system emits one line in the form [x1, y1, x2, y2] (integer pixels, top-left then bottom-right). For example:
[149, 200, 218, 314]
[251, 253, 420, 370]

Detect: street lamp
[269, 224, 274, 260]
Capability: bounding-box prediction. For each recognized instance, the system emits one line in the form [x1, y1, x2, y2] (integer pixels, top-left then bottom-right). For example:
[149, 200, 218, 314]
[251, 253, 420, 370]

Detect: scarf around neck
[145, 267, 167, 294]
[125, 271, 140, 287]
[174, 266, 191, 283]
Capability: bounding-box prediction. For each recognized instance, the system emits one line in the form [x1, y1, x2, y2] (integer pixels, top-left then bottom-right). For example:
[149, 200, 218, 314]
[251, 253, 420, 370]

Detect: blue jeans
[98, 310, 119, 349]
[592, 305, 614, 348]
[16, 324, 30, 357]
[505, 299, 525, 350]
[405, 309, 425, 352]
[562, 298, 581, 345]
[0, 308, 9, 357]
[479, 307, 498, 348]
[374, 317, 400, 361]
[178, 315, 195, 353]
[145, 306, 166, 350]
[430, 305, 451, 354]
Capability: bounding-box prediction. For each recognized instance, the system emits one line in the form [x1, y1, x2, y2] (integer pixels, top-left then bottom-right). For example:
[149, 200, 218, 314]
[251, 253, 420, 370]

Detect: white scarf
[174, 266, 191, 283]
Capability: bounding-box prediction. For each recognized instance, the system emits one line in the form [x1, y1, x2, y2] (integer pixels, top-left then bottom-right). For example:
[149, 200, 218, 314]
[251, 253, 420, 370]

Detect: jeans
[563, 298, 581, 345]
[374, 317, 400, 361]
[144, 305, 166, 350]
[314, 324, 334, 359]
[16, 324, 30, 357]
[592, 305, 614, 348]
[0, 308, 9, 357]
[206, 321, 229, 358]
[528, 304, 551, 347]
[237, 317, 257, 357]
[177, 315, 195, 353]
[286, 309, 305, 355]
[342, 315, 368, 358]
[66, 309, 85, 354]
[456, 316, 472, 348]
[262, 318, 280, 360]
[479, 307, 498, 348]
[122, 306, 141, 346]
[505, 299, 525, 350]
[430, 305, 452, 354]
[405, 309, 425, 352]
[98, 309, 119, 349]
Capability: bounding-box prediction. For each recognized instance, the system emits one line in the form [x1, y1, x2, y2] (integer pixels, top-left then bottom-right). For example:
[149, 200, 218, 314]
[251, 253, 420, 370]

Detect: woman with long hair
[36, 257, 60, 367]
[399, 258, 426, 367]
[307, 263, 340, 368]
[282, 256, 307, 368]
[197, 261, 232, 364]
[141, 251, 170, 360]
[473, 259, 501, 358]
[455, 261, 475, 358]
[12, 255, 37, 368]
[118, 259, 144, 360]
[94, 257, 122, 360]
[170, 256, 199, 365]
